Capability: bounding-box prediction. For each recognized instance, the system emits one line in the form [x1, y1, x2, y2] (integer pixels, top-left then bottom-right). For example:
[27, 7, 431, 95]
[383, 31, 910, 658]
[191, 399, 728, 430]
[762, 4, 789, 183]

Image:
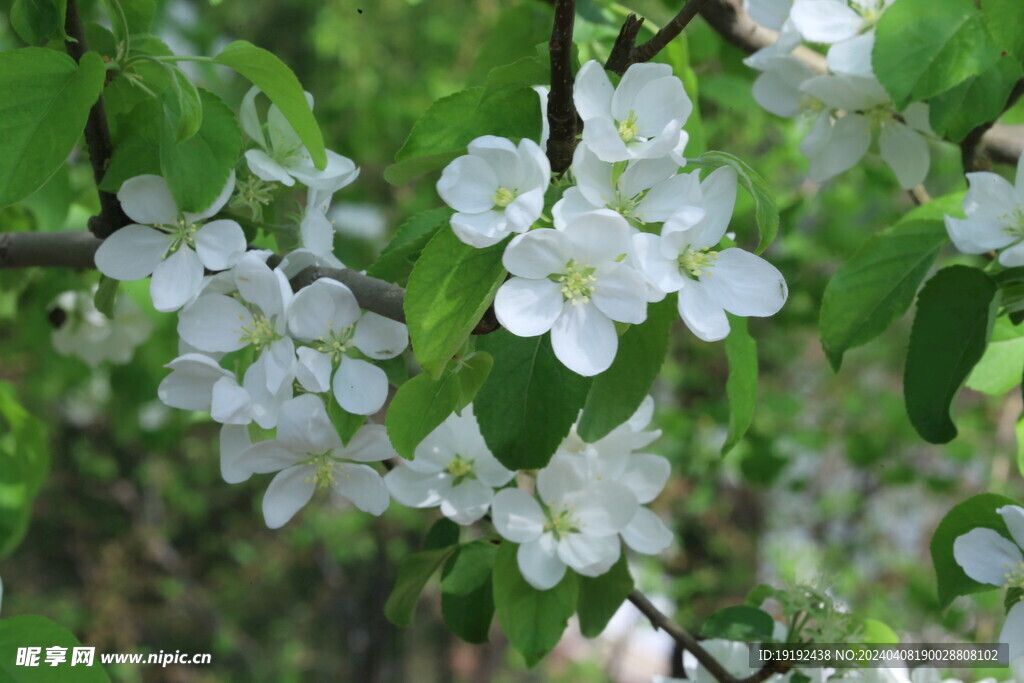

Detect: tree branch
[64, 0, 127, 239]
[547, 0, 578, 175]
[604, 13, 645, 75]
[631, 0, 713, 65]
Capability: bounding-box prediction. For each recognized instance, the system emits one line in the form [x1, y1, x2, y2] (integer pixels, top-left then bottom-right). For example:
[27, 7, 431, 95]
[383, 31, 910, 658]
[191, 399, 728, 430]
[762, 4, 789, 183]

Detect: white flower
[94, 174, 245, 312]
[575, 61, 693, 163]
[436, 135, 550, 248]
[51, 287, 154, 367]
[177, 254, 296, 396]
[385, 408, 514, 524]
[286, 278, 408, 415]
[789, 0, 892, 46]
[744, 19, 804, 71]
[749, 55, 817, 118]
[1003, 601, 1024, 663]
[494, 211, 648, 376]
[632, 167, 787, 341]
[240, 87, 360, 191]
[491, 456, 638, 590]
[298, 186, 347, 268]
[219, 424, 253, 484]
[237, 394, 395, 528]
[744, 0, 792, 30]
[553, 145, 688, 227]
[945, 154, 1024, 267]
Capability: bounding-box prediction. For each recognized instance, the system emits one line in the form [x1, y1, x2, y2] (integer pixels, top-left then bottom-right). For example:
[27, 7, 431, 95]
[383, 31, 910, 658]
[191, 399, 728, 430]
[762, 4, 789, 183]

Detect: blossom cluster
[437, 60, 788, 376]
[742, 0, 932, 189]
[944, 153, 1024, 267]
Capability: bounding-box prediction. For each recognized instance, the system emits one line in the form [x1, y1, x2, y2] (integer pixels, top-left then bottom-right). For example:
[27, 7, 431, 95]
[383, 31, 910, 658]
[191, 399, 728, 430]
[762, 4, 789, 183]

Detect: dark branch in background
[0, 232, 102, 269]
[65, 0, 127, 239]
[546, 0, 578, 174]
[605, 0, 712, 75]
[604, 13, 645, 75]
[962, 79, 1024, 173]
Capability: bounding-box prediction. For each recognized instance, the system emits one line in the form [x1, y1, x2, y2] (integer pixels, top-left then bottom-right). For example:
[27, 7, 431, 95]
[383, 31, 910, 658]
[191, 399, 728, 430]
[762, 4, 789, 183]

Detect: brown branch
[547, 0, 578, 175]
[605, 14, 645, 75]
[64, 0, 127, 239]
[0, 231, 102, 269]
[632, 0, 712, 65]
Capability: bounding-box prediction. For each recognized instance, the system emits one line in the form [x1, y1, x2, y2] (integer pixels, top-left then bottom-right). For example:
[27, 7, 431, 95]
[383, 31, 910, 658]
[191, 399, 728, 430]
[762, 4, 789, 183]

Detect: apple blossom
[385, 408, 514, 524]
[94, 173, 246, 312]
[944, 154, 1024, 267]
[286, 278, 408, 415]
[494, 210, 648, 376]
[790, 0, 892, 47]
[575, 60, 693, 163]
[436, 135, 550, 248]
[240, 86, 360, 191]
[632, 167, 787, 341]
[491, 456, 638, 590]
[51, 287, 154, 367]
[235, 394, 395, 528]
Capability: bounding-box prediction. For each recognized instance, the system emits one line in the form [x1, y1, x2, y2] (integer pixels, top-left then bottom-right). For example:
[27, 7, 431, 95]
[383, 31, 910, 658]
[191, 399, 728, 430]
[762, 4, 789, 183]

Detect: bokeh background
[1, 0, 1022, 680]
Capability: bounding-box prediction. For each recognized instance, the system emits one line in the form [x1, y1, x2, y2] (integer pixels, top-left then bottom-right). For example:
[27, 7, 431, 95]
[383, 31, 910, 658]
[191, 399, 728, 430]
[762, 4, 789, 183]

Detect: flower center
[1000, 206, 1024, 238]
[304, 451, 346, 489]
[444, 454, 476, 485]
[231, 175, 277, 220]
[851, 0, 885, 28]
[314, 324, 356, 361]
[678, 247, 719, 280]
[555, 260, 597, 304]
[618, 111, 640, 143]
[493, 187, 517, 208]
[798, 96, 826, 117]
[164, 219, 199, 256]
[238, 312, 280, 350]
[543, 505, 580, 540]
[1005, 561, 1024, 588]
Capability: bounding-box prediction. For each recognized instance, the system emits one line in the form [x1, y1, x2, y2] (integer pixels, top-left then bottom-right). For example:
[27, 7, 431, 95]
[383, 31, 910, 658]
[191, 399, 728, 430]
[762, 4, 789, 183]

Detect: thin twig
[65, 0, 127, 239]
[605, 13, 645, 75]
[632, 0, 712, 64]
[547, 0, 578, 174]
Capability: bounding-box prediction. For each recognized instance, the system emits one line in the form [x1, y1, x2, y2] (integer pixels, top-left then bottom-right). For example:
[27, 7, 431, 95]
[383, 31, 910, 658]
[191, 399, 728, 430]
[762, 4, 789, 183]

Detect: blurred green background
[0, 0, 1021, 680]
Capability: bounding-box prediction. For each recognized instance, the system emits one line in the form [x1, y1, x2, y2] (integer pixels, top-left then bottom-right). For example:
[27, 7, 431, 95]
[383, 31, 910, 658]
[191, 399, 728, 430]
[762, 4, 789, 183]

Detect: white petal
[276, 393, 341, 453]
[1000, 601, 1024, 663]
[752, 59, 812, 118]
[440, 478, 494, 525]
[338, 424, 396, 462]
[353, 313, 409, 359]
[245, 149, 295, 186]
[239, 86, 266, 148]
[502, 229, 570, 278]
[621, 507, 674, 554]
[800, 74, 888, 112]
[638, 175, 703, 224]
[612, 62, 674, 122]
[262, 465, 316, 528]
[880, 121, 929, 189]
[157, 353, 233, 410]
[150, 247, 204, 312]
[550, 302, 618, 376]
[537, 455, 590, 504]
[450, 211, 511, 248]
[790, 0, 862, 43]
[467, 135, 520, 186]
[242, 440, 303, 474]
[572, 481, 638, 535]
[194, 220, 246, 271]
[334, 357, 389, 415]
[178, 294, 252, 352]
[574, 61, 615, 121]
[964, 171, 1020, 224]
[518, 535, 567, 590]
[562, 210, 633, 266]
[944, 216, 1013, 254]
[117, 174, 179, 225]
[692, 166, 739, 247]
[491, 488, 545, 543]
[678, 280, 731, 342]
[437, 155, 499, 214]
[631, 77, 692, 138]
[1000, 241, 1024, 267]
[633, 232, 686, 294]
[211, 376, 253, 425]
[571, 144, 617, 207]
[802, 113, 871, 182]
[557, 533, 621, 576]
[287, 278, 360, 342]
[242, 359, 293, 429]
[581, 116, 632, 163]
[494, 278, 564, 337]
[288, 150, 360, 192]
[744, 0, 793, 30]
[94, 225, 170, 281]
[385, 467, 446, 508]
[591, 263, 648, 324]
[219, 424, 253, 484]
[827, 32, 875, 78]
[333, 463, 390, 515]
[234, 254, 287, 318]
[998, 506, 1024, 550]
[504, 187, 544, 232]
[259, 337, 295, 395]
[186, 170, 236, 222]
[623, 453, 671, 504]
[300, 209, 334, 255]
[952, 528, 1023, 586]
[620, 156, 681, 200]
[701, 248, 788, 318]
[553, 187, 601, 228]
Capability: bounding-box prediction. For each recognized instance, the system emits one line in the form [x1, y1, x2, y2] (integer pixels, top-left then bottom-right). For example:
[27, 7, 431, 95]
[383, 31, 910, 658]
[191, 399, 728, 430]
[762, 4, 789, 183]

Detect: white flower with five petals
[945, 154, 1024, 267]
[385, 408, 514, 524]
[236, 394, 395, 528]
[437, 135, 551, 248]
[494, 211, 648, 376]
[94, 173, 245, 312]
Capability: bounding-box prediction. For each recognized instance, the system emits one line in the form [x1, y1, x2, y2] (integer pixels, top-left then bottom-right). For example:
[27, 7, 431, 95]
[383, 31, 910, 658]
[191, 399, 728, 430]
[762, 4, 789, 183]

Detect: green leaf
[159, 89, 242, 213]
[385, 85, 542, 185]
[855, 618, 899, 645]
[424, 517, 461, 550]
[120, 0, 156, 33]
[475, 331, 592, 470]
[577, 297, 672, 442]
[101, 98, 163, 192]
[928, 57, 1023, 142]
[0, 616, 112, 682]
[168, 65, 203, 142]
[687, 151, 779, 254]
[701, 606, 775, 641]
[745, 584, 779, 608]
[873, 0, 1003, 107]
[576, 554, 633, 638]
[722, 315, 758, 456]
[982, 0, 1024, 64]
[455, 352, 494, 412]
[385, 372, 461, 459]
[966, 317, 1024, 395]
[384, 546, 459, 628]
[94, 276, 119, 320]
[931, 493, 1020, 607]
[820, 218, 950, 371]
[404, 227, 507, 378]
[493, 543, 578, 667]
[0, 382, 50, 557]
[0, 49, 105, 208]
[10, 0, 60, 45]
[1016, 417, 1024, 478]
[905, 265, 999, 443]
[483, 56, 550, 95]
[470, 2, 553, 83]
[21, 163, 72, 231]
[213, 40, 326, 169]
[442, 541, 498, 644]
[366, 207, 453, 285]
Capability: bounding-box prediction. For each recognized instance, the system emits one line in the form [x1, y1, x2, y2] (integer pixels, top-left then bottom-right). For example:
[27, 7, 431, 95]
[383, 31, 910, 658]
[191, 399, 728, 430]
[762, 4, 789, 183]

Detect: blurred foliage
[0, 0, 1022, 681]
